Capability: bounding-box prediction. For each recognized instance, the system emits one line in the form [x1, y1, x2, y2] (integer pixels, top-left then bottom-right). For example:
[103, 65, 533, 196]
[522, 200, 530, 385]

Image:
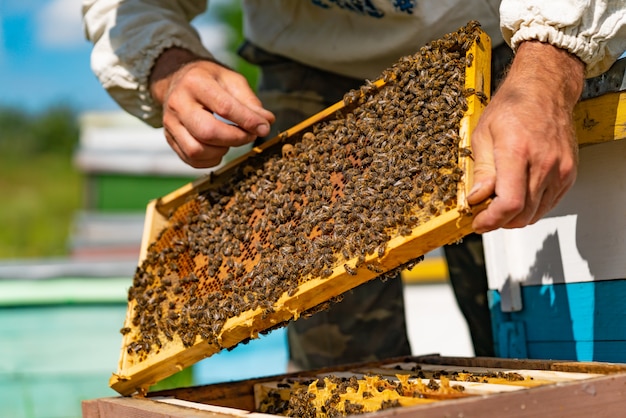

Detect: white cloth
[501, 0, 626, 78]
[82, 0, 626, 127]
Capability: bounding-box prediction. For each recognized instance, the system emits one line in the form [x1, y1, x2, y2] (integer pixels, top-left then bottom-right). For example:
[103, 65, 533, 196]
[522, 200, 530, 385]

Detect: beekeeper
[83, 0, 626, 370]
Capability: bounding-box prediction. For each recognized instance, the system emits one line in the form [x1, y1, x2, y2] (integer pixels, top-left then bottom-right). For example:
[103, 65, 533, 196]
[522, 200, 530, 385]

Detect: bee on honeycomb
[123, 21, 484, 359]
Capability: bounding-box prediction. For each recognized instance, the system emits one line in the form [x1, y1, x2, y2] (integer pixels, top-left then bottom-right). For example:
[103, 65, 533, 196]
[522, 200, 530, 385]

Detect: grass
[0, 152, 82, 259]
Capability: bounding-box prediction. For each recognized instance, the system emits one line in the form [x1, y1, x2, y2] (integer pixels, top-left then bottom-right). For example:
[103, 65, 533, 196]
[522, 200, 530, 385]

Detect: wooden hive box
[110, 22, 493, 396]
[484, 60, 626, 362]
[85, 355, 626, 417]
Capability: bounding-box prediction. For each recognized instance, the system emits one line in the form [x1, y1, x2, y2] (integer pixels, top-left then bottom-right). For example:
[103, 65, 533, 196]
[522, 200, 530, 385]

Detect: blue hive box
[484, 138, 626, 362]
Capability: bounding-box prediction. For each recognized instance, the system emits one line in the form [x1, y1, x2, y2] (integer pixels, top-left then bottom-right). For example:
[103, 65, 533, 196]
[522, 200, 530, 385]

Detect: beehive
[254, 360, 606, 417]
[110, 21, 492, 395]
[87, 356, 626, 417]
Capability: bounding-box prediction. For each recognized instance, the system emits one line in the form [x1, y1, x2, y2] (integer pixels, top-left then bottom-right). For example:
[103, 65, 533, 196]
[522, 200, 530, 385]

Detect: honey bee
[124, 21, 480, 356]
[475, 91, 489, 105]
[459, 147, 473, 159]
[366, 263, 384, 274]
[320, 268, 333, 278]
[462, 88, 475, 97]
[343, 264, 357, 276]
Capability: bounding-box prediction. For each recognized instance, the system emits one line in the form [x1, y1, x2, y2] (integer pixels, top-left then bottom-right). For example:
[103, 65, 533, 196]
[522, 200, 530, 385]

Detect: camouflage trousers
[239, 41, 514, 369]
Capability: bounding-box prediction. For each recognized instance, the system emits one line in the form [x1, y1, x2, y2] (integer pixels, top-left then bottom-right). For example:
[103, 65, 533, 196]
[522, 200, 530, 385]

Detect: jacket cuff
[506, 23, 611, 78]
[95, 36, 213, 128]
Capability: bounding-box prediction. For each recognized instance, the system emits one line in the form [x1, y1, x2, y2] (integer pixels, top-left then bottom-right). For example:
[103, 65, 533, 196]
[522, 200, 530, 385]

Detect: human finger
[187, 67, 275, 140]
[164, 118, 229, 168]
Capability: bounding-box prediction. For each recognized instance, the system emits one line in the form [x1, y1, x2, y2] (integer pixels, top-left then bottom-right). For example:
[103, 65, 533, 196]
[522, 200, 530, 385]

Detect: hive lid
[110, 22, 492, 396]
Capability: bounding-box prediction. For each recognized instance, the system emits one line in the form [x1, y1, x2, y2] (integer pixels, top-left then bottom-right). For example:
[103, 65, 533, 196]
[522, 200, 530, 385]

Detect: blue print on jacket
[311, 0, 417, 16]
[393, 0, 416, 14]
[311, 0, 418, 17]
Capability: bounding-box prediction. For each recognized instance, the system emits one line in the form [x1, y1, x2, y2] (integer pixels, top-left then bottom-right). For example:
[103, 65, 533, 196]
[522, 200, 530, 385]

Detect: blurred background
[0, 1, 471, 417]
[0, 0, 258, 260]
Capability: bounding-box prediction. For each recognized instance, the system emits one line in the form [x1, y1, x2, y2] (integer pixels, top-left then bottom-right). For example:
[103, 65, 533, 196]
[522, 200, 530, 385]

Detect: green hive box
[75, 111, 253, 212]
[0, 274, 130, 418]
[85, 174, 195, 212]
[0, 261, 197, 418]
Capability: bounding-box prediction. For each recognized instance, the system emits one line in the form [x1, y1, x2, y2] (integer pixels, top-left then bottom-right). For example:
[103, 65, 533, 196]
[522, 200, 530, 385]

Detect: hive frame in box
[110, 29, 492, 396]
[85, 356, 626, 417]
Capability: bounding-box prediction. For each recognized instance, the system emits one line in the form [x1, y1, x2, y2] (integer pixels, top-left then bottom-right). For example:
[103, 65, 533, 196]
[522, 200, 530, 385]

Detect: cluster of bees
[258, 373, 466, 417]
[122, 21, 483, 359]
[259, 375, 404, 417]
[258, 367, 529, 417]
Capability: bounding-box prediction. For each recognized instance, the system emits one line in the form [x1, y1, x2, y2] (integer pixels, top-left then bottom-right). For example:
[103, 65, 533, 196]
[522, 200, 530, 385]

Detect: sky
[0, 0, 230, 114]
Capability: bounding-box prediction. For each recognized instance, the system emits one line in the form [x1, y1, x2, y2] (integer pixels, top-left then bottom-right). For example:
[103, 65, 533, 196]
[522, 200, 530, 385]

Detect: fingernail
[256, 123, 270, 137]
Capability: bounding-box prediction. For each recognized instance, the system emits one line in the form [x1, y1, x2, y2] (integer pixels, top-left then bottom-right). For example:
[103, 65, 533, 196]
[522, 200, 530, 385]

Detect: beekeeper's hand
[149, 47, 275, 168]
[467, 41, 584, 233]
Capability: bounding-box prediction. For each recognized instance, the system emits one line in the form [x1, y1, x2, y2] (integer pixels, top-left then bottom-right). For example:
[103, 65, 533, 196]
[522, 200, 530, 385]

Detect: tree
[199, 0, 260, 88]
[0, 105, 79, 156]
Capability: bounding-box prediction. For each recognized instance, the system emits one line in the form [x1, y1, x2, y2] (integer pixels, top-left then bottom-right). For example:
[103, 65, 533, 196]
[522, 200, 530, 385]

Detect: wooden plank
[574, 91, 626, 146]
[359, 362, 602, 383]
[137, 199, 169, 263]
[81, 399, 102, 418]
[458, 29, 491, 211]
[153, 398, 275, 417]
[552, 361, 626, 374]
[412, 355, 561, 371]
[527, 341, 626, 363]
[149, 379, 260, 411]
[415, 354, 626, 375]
[371, 372, 626, 418]
[83, 396, 239, 418]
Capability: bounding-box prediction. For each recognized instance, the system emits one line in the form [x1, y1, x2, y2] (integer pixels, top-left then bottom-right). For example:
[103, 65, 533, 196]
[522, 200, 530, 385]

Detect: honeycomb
[255, 367, 546, 417]
[113, 21, 490, 393]
[257, 374, 466, 417]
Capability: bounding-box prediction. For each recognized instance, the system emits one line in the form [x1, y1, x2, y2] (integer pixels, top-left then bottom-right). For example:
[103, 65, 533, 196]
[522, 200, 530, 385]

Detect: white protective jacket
[82, 0, 626, 127]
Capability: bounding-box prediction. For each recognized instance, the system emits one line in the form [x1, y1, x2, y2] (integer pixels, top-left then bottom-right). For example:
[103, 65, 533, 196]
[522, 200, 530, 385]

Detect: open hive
[111, 21, 492, 395]
[253, 359, 608, 417]
[86, 356, 626, 416]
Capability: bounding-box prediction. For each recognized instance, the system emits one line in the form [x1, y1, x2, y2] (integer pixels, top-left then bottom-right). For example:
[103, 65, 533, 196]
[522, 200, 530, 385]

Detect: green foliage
[0, 106, 82, 259]
[0, 105, 80, 156]
[205, 0, 260, 88]
[0, 1, 254, 259]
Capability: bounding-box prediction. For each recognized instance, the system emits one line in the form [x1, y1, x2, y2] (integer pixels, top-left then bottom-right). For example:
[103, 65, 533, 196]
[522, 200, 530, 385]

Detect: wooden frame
[85, 356, 626, 417]
[110, 30, 494, 396]
[108, 24, 626, 396]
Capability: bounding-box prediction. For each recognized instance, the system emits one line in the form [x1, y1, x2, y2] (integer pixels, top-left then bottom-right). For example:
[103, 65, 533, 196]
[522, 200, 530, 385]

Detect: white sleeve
[500, 0, 626, 77]
[82, 0, 213, 127]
